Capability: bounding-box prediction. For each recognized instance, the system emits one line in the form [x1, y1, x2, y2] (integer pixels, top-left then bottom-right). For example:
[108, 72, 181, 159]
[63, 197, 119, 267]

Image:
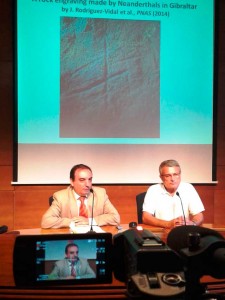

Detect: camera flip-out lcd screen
[13, 233, 112, 287]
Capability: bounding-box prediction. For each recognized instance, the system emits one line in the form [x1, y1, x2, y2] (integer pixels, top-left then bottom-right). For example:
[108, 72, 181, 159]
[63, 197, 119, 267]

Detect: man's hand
[72, 216, 89, 225]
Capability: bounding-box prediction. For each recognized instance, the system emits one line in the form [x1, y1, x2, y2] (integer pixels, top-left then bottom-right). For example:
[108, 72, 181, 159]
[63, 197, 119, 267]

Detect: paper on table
[69, 222, 105, 233]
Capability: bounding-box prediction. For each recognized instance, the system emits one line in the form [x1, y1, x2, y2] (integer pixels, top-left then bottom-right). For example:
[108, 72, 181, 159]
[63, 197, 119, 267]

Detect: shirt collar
[68, 258, 79, 265]
[160, 183, 179, 196]
[73, 190, 87, 201]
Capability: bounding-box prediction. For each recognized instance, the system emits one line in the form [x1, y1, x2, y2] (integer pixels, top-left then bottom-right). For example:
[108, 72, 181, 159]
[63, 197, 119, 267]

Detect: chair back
[136, 192, 146, 224]
[49, 196, 54, 206]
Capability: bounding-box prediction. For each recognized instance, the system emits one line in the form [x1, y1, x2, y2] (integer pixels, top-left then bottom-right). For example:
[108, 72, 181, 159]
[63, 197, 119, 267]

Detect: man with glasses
[48, 243, 95, 280]
[142, 159, 204, 231]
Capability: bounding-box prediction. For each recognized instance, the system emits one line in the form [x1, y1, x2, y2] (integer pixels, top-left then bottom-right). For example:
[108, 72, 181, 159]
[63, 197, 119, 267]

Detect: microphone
[176, 191, 186, 225]
[0, 225, 8, 234]
[88, 188, 95, 233]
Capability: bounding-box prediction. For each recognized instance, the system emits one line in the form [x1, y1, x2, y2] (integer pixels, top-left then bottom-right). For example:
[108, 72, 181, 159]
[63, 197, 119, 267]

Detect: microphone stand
[88, 188, 96, 233]
[176, 191, 186, 225]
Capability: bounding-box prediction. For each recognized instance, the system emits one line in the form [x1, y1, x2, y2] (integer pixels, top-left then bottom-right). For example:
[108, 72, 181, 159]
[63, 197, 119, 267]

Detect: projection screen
[14, 0, 216, 184]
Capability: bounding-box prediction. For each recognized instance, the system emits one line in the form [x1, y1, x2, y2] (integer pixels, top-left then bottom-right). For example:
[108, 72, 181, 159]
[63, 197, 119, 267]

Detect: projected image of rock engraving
[60, 17, 160, 138]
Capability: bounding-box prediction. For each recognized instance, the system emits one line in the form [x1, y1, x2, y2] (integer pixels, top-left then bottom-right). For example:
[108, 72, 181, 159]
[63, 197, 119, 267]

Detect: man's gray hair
[159, 159, 181, 175]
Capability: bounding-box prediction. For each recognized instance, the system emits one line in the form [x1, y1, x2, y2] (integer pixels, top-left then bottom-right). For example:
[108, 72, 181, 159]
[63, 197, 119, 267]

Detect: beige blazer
[41, 186, 120, 228]
[48, 257, 95, 279]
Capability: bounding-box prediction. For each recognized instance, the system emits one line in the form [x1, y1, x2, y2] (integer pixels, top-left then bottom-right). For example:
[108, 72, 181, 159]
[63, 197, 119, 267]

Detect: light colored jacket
[48, 257, 95, 279]
[41, 186, 120, 228]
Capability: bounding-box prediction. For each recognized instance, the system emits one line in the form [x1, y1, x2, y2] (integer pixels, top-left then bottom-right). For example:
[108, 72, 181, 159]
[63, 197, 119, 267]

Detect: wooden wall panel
[217, 73, 225, 127]
[214, 190, 225, 226]
[0, 166, 14, 190]
[195, 185, 215, 224]
[0, 0, 13, 60]
[0, 61, 13, 166]
[0, 2, 13, 169]
[0, 192, 14, 231]
[103, 185, 149, 224]
[13, 186, 66, 229]
[14, 191, 51, 229]
[216, 166, 225, 190]
[217, 129, 225, 167]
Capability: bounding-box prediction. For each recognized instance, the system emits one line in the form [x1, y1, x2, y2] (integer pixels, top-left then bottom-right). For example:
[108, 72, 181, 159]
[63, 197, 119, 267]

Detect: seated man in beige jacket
[41, 164, 120, 228]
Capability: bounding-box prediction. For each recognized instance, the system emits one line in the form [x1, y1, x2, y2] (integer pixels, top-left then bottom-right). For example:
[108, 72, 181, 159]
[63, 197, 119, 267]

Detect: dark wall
[0, 0, 225, 230]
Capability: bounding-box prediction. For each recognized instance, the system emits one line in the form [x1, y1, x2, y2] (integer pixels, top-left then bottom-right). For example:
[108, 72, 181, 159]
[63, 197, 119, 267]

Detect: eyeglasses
[69, 251, 78, 254]
[161, 173, 180, 179]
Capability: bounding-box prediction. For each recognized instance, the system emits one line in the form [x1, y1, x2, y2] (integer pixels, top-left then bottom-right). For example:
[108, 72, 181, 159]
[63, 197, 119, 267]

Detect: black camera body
[113, 228, 185, 298]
